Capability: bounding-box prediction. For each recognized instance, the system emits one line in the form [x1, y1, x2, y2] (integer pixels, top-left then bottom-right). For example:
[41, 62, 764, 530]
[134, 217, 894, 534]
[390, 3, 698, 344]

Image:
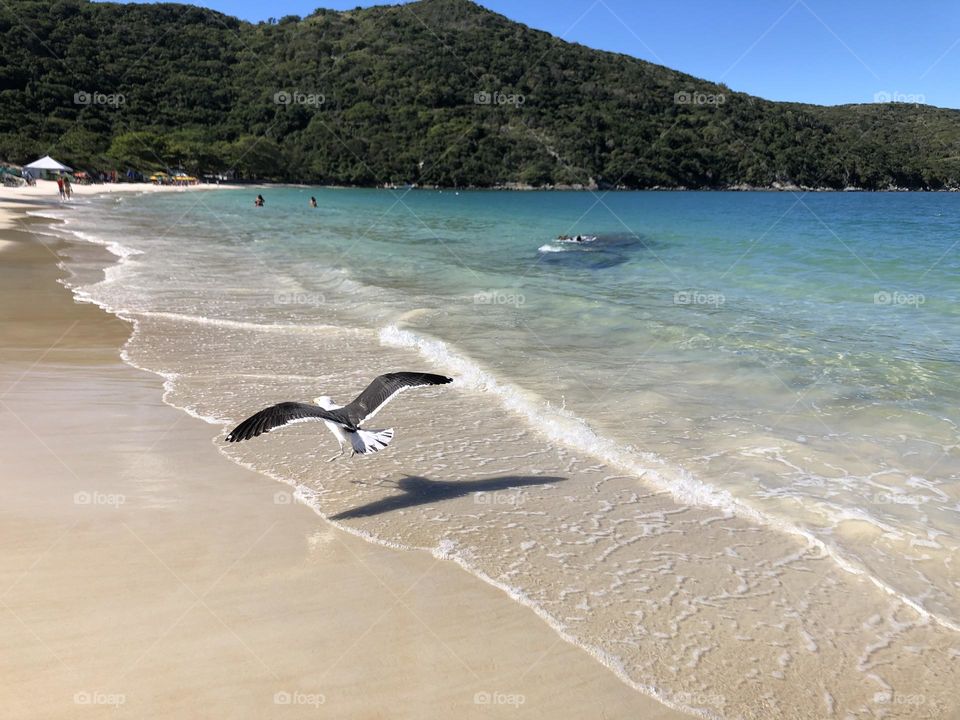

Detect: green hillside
[2, 0, 959, 188]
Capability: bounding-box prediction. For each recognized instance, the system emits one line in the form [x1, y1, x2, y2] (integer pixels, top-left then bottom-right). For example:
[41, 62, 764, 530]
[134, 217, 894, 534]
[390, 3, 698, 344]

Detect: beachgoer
[309, 196, 317, 208]
[56, 176, 65, 200]
[254, 194, 264, 207]
[63, 176, 73, 199]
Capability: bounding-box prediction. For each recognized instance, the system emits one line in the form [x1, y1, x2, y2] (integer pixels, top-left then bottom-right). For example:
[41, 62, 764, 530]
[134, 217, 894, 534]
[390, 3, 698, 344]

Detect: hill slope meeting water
[2, 0, 960, 189]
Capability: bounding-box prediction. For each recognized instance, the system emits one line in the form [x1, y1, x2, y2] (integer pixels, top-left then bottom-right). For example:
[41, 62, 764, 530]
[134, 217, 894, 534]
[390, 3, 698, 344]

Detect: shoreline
[0, 192, 688, 717]
[228, 183, 960, 192]
[0, 179, 239, 229]
[9, 179, 951, 195]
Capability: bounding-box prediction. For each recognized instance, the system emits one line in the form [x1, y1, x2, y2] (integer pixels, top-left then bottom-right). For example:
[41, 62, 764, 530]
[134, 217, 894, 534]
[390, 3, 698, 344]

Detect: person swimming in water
[254, 194, 265, 207]
[309, 196, 317, 208]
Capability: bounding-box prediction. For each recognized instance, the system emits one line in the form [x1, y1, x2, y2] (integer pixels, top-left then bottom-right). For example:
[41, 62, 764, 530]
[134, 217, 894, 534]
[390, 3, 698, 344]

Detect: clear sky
[103, 0, 960, 109]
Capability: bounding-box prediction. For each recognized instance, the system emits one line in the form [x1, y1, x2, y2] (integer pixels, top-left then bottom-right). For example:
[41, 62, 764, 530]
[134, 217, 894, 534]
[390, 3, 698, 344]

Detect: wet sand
[0, 207, 687, 717]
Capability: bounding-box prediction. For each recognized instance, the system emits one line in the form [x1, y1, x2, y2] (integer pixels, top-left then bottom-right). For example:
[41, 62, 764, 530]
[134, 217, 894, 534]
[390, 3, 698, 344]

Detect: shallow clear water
[39, 188, 960, 718]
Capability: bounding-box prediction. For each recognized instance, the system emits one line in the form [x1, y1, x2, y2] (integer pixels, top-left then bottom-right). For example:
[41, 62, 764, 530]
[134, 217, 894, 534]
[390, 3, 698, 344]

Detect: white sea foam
[123, 310, 361, 335]
[381, 324, 756, 517]
[379, 324, 960, 633]
[25, 209, 69, 221]
[43, 222, 144, 260]
[70, 229, 142, 259]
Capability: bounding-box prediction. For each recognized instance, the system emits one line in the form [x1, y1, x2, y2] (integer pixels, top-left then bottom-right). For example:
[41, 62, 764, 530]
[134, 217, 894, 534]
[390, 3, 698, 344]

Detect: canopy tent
[23, 155, 72, 179]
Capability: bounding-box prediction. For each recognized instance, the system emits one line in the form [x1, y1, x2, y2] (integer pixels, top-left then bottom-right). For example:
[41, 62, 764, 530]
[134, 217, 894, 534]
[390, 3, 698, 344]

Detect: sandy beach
[0, 188, 687, 718]
[0, 179, 229, 228]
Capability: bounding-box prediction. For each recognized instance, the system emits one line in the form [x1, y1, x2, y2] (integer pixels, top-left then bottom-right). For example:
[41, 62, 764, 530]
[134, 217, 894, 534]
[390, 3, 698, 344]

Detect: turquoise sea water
[40, 188, 960, 716]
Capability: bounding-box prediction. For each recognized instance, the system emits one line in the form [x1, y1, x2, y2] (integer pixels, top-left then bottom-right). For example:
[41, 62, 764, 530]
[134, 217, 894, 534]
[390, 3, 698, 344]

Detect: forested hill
[2, 0, 959, 189]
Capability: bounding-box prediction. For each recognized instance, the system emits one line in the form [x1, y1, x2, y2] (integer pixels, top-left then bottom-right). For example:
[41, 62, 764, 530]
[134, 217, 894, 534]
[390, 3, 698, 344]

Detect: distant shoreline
[10, 179, 956, 197]
[254, 181, 960, 192]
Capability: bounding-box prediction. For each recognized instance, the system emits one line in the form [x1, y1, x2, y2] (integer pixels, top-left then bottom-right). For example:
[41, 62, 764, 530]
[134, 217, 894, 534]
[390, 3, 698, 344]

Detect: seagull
[224, 372, 453, 461]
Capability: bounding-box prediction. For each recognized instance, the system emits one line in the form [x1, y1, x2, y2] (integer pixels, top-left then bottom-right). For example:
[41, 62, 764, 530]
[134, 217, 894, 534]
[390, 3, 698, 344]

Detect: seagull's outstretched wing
[340, 372, 453, 427]
[225, 402, 346, 443]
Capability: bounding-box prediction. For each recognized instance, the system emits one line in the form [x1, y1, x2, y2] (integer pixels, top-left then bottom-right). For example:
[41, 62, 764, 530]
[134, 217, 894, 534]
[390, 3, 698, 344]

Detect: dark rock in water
[537, 232, 659, 269]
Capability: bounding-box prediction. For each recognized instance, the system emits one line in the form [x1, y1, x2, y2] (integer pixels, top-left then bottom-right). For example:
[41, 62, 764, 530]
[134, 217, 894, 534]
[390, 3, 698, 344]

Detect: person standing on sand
[56, 176, 65, 200]
[63, 176, 73, 199]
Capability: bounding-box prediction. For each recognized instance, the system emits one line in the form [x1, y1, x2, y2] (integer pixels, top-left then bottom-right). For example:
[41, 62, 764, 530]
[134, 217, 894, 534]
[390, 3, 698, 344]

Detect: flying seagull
[224, 372, 453, 460]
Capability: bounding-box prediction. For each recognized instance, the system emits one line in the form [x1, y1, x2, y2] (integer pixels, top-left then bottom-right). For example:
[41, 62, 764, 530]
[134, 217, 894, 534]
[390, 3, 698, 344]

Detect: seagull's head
[314, 395, 337, 410]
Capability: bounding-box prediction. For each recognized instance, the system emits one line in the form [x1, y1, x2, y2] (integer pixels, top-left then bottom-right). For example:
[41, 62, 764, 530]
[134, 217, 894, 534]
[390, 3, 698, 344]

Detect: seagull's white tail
[349, 428, 394, 455]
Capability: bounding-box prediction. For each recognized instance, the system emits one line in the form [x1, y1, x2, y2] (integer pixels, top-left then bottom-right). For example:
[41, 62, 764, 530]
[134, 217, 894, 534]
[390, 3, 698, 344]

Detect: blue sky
[106, 0, 960, 108]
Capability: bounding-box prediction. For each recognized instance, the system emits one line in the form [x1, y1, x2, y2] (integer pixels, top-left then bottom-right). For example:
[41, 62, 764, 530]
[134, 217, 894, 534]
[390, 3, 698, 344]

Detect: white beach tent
[23, 155, 73, 179]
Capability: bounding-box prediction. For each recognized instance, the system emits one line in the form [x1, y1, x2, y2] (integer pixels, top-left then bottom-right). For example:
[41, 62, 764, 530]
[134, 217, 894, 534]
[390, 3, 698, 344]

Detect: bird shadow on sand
[328, 474, 565, 520]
